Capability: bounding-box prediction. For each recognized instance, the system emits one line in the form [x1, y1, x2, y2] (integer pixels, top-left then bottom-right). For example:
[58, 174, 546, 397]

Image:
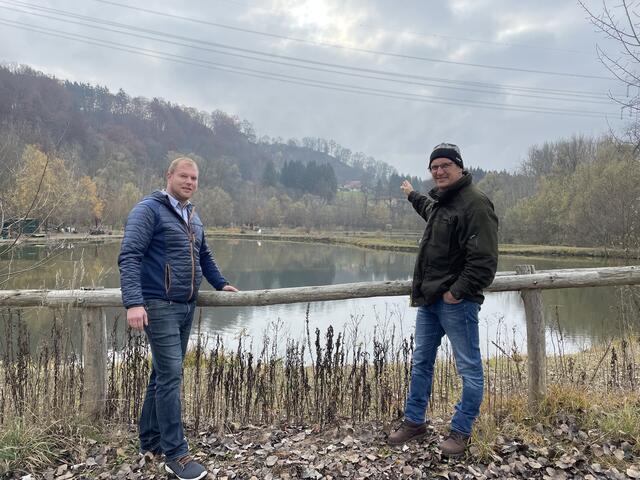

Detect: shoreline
[2, 229, 639, 260]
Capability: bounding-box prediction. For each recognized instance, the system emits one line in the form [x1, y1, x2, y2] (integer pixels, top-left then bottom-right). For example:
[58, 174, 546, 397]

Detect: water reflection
[2, 239, 638, 355]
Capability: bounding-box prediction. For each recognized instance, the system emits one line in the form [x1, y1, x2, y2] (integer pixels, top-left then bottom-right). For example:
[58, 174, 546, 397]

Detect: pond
[2, 238, 637, 356]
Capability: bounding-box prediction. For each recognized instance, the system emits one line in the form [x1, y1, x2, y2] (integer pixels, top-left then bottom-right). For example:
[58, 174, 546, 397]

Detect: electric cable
[0, 16, 617, 118]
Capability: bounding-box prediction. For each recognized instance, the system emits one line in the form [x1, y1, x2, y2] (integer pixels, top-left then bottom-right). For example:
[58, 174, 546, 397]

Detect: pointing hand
[400, 180, 414, 197]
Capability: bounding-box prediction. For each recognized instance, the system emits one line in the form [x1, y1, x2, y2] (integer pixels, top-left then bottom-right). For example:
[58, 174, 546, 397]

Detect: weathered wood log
[493, 265, 640, 290]
[516, 265, 547, 409]
[81, 307, 107, 419]
[0, 265, 638, 307]
[0, 287, 124, 307]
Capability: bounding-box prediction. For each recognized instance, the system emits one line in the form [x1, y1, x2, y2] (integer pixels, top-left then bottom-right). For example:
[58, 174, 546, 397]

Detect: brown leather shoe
[438, 430, 470, 457]
[388, 419, 427, 445]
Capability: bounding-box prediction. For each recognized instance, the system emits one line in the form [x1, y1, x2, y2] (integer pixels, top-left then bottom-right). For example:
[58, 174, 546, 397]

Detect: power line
[0, 17, 616, 118]
[89, 0, 612, 80]
[182, 0, 595, 56]
[0, 1, 615, 105]
[3, 0, 616, 97]
[0, 0, 618, 106]
[0, 16, 614, 118]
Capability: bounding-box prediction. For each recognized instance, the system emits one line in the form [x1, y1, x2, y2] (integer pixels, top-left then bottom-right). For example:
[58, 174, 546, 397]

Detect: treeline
[477, 135, 640, 249]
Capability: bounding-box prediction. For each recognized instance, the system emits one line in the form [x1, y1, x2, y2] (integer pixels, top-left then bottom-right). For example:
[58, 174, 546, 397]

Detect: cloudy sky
[0, 0, 628, 175]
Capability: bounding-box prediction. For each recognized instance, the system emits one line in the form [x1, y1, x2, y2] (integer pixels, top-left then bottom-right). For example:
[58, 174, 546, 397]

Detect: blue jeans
[139, 299, 195, 461]
[404, 298, 483, 436]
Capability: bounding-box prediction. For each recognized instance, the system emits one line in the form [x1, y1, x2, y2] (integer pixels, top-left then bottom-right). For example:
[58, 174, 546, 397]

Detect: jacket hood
[147, 190, 193, 209]
[148, 190, 171, 204]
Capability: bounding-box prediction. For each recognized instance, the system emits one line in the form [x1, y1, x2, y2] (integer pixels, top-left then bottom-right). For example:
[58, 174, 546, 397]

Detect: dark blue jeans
[404, 298, 483, 436]
[139, 299, 195, 461]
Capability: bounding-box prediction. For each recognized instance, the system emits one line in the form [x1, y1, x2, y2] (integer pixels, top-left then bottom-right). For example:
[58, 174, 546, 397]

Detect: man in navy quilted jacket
[119, 157, 238, 480]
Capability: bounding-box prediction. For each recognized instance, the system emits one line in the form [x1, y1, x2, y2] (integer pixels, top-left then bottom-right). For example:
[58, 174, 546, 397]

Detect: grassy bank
[206, 227, 640, 259]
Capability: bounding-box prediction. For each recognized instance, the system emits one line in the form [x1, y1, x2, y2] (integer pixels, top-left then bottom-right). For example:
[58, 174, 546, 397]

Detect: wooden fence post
[81, 307, 107, 419]
[516, 264, 547, 410]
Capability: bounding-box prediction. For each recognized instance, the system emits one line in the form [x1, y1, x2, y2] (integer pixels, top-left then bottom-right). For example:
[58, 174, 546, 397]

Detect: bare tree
[580, 0, 640, 147]
[0, 125, 75, 287]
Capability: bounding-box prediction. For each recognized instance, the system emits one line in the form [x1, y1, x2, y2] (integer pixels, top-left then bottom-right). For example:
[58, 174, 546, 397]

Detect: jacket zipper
[165, 263, 172, 294]
[163, 195, 197, 302]
[411, 201, 439, 306]
[187, 206, 196, 302]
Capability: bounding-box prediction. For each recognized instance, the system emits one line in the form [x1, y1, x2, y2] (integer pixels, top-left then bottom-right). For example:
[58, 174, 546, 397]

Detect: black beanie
[429, 142, 463, 169]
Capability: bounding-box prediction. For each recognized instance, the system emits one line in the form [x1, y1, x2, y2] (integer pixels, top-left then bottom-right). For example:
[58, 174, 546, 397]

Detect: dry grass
[0, 415, 102, 476]
[1, 289, 639, 470]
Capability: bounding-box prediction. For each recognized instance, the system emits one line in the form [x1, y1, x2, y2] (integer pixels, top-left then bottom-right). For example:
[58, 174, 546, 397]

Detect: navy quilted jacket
[118, 190, 228, 308]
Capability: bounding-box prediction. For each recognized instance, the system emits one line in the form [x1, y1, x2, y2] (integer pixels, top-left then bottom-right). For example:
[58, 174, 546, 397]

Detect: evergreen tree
[262, 160, 278, 187]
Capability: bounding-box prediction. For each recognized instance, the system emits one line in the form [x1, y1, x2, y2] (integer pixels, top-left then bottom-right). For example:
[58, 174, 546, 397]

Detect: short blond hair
[168, 157, 198, 174]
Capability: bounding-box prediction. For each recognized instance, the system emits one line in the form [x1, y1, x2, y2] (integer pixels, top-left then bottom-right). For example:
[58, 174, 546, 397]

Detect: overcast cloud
[0, 0, 627, 176]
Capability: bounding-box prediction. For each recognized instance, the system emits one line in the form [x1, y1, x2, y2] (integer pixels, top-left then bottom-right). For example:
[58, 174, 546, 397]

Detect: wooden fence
[1, 265, 639, 418]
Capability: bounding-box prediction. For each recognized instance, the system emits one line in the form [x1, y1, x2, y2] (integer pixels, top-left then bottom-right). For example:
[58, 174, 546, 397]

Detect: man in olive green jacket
[389, 143, 498, 457]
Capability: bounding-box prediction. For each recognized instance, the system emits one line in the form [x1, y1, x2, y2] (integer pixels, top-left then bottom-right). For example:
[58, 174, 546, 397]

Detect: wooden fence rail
[1, 265, 639, 418]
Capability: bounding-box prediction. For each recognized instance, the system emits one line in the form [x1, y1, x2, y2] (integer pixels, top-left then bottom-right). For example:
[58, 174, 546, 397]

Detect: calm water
[2, 239, 637, 355]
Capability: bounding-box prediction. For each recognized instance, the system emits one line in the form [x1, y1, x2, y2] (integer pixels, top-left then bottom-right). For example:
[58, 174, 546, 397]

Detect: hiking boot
[388, 419, 428, 445]
[165, 454, 207, 480]
[438, 430, 470, 457]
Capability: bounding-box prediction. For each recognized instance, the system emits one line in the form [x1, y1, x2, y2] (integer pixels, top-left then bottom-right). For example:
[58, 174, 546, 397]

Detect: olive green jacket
[408, 172, 498, 307]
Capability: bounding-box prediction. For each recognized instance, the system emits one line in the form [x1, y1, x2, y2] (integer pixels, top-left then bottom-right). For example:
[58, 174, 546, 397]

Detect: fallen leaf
[340, 435, 354, 447]
[628, 466, 640, 479]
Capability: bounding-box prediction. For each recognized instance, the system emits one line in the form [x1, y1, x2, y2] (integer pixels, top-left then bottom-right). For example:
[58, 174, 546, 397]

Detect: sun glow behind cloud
[250, 0, 369, 47]
[288, 0, 334, 29]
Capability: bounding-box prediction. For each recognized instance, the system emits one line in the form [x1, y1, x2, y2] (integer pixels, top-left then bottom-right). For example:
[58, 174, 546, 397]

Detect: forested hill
[0, 65, 393, 189]
[1, 64, 451, 230]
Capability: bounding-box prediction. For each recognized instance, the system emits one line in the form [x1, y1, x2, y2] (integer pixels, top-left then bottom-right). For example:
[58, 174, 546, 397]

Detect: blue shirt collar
[162, 190, 191, 223]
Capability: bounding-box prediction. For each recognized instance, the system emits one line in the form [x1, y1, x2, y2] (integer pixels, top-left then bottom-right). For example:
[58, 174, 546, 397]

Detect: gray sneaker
[165, 454, 207, 480]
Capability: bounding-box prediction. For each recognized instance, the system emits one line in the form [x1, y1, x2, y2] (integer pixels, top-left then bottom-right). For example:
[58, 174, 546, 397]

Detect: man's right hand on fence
[127, 306, 148, 331]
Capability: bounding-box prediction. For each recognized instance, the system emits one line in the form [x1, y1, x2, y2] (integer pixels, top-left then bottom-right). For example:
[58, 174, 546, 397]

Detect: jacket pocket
[164, 263, 172, 295]
[428, 218, 453, 269]
[432, 217, 454, 243]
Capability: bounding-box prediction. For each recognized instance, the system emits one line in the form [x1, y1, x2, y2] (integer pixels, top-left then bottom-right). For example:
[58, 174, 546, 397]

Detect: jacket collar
[428, 171, 472, 203]
[150, 190, 194, 213]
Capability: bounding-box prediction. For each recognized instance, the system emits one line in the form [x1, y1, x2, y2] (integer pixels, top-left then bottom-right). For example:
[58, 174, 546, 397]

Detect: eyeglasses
[429, 162, 455, 173]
